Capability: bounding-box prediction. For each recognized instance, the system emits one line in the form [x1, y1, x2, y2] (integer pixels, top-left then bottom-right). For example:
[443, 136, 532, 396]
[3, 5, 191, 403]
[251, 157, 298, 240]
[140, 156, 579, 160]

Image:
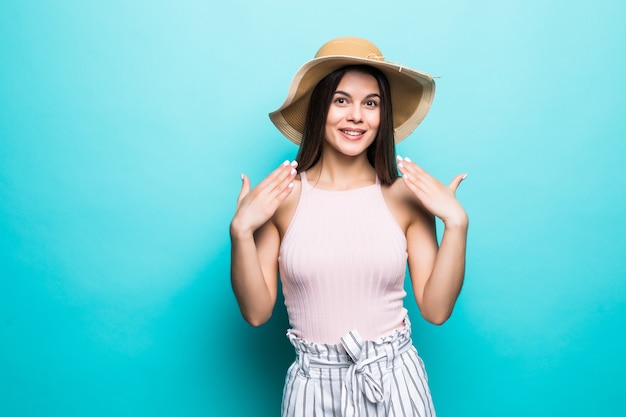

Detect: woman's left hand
[396, 155, 468, 227]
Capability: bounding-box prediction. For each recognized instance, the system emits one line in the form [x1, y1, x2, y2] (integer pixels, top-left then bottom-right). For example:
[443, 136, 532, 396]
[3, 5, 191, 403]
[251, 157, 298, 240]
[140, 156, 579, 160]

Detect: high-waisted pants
[281, 320, 436, 417]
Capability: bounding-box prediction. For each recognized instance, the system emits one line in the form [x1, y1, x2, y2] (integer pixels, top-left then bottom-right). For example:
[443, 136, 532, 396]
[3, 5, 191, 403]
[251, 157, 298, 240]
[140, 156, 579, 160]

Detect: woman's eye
[335, 97, 346, 104]
[366, 100, 378, 107]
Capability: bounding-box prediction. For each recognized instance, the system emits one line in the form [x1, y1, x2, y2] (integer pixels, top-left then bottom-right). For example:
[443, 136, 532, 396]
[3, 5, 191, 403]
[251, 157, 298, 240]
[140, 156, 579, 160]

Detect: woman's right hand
[230, 160, 298, 238]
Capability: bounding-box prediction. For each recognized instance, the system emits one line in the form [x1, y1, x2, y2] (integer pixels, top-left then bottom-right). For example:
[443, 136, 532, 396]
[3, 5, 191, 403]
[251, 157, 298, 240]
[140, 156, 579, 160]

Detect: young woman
[230, 37, 468, 417]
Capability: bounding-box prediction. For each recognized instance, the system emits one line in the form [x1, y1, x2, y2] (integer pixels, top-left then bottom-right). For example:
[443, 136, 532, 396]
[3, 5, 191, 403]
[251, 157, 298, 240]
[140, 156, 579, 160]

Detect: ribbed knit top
[278, 171, 408, 344]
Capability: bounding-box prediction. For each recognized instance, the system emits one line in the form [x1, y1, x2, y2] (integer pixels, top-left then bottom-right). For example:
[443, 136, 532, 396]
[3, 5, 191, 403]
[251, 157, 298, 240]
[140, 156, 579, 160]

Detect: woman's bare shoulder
[383, 178, 434, 229]
[273, 175, 302, 238]
[384, 177, 421, 208]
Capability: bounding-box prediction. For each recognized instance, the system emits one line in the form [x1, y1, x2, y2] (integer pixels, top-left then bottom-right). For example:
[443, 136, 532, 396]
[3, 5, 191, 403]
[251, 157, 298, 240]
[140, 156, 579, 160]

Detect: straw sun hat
[269, 37, 436, 145]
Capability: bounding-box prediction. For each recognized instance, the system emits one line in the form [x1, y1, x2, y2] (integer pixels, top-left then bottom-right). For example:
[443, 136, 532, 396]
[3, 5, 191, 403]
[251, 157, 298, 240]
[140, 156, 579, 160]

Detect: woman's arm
[397, 156, 468, 325]
[230, 160, 297, 326]
[406, 210, 467, 324]
[230, 220, 280, 326]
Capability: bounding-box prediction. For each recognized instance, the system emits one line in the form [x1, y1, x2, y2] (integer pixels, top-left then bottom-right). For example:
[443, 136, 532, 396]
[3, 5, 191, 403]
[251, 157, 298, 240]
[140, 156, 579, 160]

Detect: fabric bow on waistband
[340, 331, 386, 417]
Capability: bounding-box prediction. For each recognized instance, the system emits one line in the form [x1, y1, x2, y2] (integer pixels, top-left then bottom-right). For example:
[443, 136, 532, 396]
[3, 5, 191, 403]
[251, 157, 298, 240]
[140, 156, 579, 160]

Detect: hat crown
[314, 37, 385, 62]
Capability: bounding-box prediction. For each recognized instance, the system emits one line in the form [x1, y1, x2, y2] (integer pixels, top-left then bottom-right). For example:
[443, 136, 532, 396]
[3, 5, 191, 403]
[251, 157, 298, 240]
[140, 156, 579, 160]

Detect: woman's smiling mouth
[340, 129, 366, 139]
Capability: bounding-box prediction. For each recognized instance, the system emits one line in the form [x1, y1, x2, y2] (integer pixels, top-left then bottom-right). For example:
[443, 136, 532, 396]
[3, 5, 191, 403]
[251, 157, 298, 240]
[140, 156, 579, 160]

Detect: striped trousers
[281, 320, 436, 417]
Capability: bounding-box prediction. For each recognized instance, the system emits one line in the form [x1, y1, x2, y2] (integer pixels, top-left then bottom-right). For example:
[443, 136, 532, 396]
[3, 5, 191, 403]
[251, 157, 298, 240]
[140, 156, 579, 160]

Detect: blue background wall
[1, 1, 625, 416]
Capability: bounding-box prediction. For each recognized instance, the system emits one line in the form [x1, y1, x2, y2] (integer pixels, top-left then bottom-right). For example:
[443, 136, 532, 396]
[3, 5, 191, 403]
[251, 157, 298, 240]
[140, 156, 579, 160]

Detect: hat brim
[269, 55, 435, 145]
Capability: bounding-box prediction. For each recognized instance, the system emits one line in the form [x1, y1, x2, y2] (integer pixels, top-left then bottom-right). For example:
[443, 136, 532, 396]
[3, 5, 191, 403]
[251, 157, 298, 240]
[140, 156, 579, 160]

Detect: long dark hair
[295, 65, 398, 185]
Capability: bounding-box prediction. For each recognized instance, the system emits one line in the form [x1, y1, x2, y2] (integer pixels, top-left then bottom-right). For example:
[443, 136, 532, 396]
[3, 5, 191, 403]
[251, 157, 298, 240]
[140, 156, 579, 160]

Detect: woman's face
[324, 70, 381, 158]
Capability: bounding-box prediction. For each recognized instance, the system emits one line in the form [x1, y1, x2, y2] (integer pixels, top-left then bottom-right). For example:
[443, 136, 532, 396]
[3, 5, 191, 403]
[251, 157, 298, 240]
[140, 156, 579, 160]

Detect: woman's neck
[306, 154, 376, 191]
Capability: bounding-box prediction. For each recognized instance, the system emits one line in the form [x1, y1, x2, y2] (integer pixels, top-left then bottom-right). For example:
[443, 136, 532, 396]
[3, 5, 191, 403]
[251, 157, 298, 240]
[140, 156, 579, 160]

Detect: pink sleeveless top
[278, 172, 408, 344]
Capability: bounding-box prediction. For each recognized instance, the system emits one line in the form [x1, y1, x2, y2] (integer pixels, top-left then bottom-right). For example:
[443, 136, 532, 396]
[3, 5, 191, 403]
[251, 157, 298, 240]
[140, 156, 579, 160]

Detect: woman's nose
[347, 105, 362, 122]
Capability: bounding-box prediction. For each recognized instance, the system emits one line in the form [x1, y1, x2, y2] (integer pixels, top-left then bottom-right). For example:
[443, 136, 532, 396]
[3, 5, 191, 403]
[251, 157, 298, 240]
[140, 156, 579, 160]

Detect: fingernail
[462, 174, 468, 180]
[288, 182, 294, 189]
[241, 173, 244, 181]
[290, 160, 298, 167]
[398, 162, 404, 169]
[282, 160, 290, 166]
[404, 157, 412, 162]
[396, 155, 403, 161]
[290, 168, 297, 175]
[403, 174, 410, 180]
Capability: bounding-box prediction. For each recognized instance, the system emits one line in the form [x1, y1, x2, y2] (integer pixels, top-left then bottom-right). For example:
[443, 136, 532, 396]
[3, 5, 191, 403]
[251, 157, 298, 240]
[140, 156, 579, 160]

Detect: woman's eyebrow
[334, 90, 352, 97]
[334, 90, 381, 99]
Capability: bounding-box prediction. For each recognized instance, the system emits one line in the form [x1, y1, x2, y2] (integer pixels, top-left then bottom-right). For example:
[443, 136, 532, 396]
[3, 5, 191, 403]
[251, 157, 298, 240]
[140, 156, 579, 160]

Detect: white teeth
[342, 130, 363, 136]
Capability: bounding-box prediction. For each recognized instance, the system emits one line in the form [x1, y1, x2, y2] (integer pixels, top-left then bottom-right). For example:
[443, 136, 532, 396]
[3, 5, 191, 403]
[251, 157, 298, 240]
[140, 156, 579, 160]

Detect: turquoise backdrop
[1, 1, 625, 416]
